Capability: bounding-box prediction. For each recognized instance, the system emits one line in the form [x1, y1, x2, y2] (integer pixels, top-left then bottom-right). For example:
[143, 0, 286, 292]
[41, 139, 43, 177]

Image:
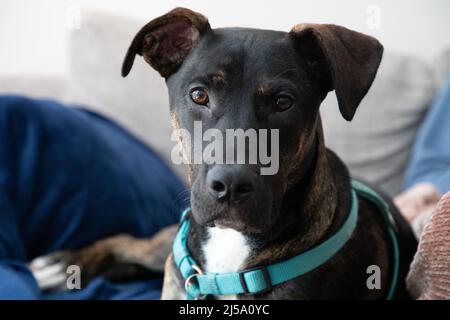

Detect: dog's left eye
[190, 88, 209, 106]
[274, 95, 293, 112]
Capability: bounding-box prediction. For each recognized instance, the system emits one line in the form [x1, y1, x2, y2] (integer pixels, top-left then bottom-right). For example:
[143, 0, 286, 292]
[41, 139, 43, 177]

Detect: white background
[1, 0, 449, 76]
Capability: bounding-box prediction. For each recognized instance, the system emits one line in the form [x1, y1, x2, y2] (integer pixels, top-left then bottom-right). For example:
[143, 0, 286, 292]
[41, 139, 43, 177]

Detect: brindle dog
[31, 7, 417, 299]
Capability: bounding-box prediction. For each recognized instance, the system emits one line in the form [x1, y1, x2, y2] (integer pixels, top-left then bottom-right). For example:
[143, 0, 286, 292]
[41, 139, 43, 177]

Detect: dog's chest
[202, 227, 250, 300]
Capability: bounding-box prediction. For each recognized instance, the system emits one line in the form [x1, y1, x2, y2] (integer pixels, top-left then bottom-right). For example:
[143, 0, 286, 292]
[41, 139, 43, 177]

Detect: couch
[1, 10, 449, 197]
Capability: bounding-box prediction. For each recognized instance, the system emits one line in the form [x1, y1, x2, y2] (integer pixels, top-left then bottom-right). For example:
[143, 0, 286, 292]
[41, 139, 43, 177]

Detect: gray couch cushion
[64, 10, 185, 177]
[321, 52, 437, 196]
[0, 76, 67, 101]
[432, 48, 450, 88]
[65, 10, 438, 195]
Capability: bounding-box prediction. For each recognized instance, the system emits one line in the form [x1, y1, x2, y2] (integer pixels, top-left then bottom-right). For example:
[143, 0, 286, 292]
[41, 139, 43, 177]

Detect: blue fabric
[405, 75, 450, 193]
[0, 95, 187, 299]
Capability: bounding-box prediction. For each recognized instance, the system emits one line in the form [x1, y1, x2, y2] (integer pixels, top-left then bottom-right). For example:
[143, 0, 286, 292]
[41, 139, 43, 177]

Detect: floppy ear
[289, 24, 383, 121]
[121, 7, 211, 78]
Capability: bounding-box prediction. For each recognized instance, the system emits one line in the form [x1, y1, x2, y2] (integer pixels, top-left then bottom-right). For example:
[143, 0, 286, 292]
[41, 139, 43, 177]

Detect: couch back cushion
[66, 10, 437, 195]
[64, 10, 184, 176]
[321, 52, 436, 195]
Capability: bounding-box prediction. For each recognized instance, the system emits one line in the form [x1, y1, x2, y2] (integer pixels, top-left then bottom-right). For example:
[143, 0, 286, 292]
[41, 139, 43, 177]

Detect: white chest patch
[203, 228, 250, 273]
[202, 227, 250, 300]
[203, 227, 250, 273]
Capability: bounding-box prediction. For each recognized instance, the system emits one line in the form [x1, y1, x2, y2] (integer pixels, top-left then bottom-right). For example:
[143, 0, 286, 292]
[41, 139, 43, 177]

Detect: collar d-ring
[184, 265, 207, 300]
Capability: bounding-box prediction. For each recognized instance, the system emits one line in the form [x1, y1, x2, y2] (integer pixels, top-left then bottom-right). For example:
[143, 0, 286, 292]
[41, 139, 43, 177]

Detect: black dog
[31, 7, 417, 299]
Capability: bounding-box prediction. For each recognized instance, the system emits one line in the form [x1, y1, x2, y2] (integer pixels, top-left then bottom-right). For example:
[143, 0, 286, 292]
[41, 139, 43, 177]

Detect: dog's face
[123, 8, 383, 234]
[165, 28, 323, 233]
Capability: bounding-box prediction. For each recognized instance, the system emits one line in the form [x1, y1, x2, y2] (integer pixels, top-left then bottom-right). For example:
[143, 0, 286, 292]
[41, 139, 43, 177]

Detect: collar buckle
[239, 266, 272, 295]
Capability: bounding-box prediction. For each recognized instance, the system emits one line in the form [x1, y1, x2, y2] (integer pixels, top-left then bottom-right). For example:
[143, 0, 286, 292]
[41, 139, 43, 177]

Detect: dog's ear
[121, 7, 210, 78]
[289, 24, 383, 121]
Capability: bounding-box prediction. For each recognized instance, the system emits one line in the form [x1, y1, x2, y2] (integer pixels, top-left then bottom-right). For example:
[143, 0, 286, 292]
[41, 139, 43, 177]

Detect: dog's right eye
[190, 88, 209, 106]
[274, 95, 294, 112]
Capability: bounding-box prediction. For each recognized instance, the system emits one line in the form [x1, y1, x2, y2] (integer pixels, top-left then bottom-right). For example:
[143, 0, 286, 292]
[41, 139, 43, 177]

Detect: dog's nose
[207, 166, 255, 202]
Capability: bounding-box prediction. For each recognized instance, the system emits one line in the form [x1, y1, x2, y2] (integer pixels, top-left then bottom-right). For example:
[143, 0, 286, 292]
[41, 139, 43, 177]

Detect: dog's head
[123, 7, 383, 234]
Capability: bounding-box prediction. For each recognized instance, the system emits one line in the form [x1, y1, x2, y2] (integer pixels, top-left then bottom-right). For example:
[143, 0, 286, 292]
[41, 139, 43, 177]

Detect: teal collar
[173, 180, 399, 300]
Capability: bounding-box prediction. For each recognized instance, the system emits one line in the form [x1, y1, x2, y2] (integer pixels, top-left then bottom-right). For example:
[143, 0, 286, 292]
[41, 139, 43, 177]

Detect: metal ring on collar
[184, 265, 207, 300]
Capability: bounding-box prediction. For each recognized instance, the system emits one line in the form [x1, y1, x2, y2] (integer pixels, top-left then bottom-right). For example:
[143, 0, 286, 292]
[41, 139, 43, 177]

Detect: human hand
[394, 183, 441, 223]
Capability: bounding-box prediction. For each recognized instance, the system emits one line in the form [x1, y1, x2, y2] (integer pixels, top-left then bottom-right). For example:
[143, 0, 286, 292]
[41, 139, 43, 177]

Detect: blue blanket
[0, 95, 188, 299]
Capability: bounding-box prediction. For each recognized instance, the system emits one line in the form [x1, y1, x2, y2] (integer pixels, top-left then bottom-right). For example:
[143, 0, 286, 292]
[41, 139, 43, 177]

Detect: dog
[31, 7, 417, 299]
